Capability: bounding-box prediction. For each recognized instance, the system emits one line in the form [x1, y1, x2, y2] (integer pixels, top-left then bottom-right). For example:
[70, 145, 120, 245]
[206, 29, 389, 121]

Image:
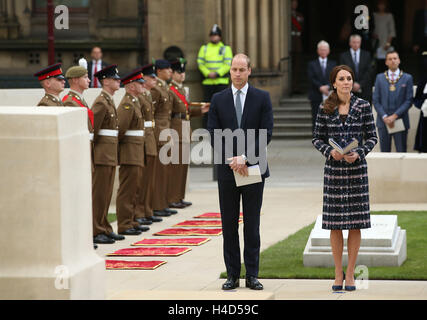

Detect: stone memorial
[0, 107, 105, 299]
[303, 215, 407, 267]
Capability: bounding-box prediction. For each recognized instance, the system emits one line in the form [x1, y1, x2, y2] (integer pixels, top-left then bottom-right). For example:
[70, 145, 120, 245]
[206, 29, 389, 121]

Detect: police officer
[91, 65, 124, 245]
[150, 59, 177, 217]
[168, 58, 209, 209]
[34, 63, 65, 106]
[134, 64, 163, 225]
[116, 69, 150, 236]
[197, 24, 233, 128]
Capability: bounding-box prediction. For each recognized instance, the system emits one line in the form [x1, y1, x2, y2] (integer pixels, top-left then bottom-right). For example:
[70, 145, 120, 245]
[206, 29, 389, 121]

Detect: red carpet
[107, 247, 191, 257]
[173, 220, 242, 227]
[154, 228, 223, 236]
[105, 260, 166, 270]
[132, 238, 211, 246]
[194, 212, 243, 219]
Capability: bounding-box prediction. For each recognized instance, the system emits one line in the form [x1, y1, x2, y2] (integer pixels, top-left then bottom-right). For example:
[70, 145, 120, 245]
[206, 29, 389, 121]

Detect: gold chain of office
[384, 70, 403, 92]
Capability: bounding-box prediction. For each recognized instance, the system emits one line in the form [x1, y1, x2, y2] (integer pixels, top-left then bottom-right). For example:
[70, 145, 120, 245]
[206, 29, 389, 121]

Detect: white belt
[144, 121, 153, 128]
[98, 129, 118, 137]
[124, 130, 145, 137]
[89, 133, 94, 141]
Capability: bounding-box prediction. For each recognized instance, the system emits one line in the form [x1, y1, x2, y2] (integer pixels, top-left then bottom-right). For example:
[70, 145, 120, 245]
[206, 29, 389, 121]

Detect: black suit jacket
[88, 60, 109, 88]
[413, 9, 427, 52]
[339, 49, 373, 101]
[307, 58, 337, 102]
[207, 85, 274, 181]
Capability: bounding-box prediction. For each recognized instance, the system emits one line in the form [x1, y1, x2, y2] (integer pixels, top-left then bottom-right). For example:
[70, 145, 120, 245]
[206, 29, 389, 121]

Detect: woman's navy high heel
[332, 272, 345, 291]
[344, 274, 356, 291]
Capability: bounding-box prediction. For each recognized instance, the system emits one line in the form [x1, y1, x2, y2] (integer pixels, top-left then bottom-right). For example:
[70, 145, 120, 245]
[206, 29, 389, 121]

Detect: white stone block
[303, 215, 407, 267]
[0, 107, 105, 299]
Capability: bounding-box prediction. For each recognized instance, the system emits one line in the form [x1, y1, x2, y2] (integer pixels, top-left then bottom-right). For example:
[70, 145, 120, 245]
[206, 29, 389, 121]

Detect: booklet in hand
[386, 118, 405, 134]
[328, 137, 359, 155]
[233, 165, 262, 187]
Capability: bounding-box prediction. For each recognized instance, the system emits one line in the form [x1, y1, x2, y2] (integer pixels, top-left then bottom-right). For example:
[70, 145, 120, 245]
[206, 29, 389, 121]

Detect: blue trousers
[378, 127, 408, 152]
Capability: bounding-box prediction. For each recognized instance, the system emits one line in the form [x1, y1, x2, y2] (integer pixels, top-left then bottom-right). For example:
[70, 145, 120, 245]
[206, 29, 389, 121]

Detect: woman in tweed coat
[312, 65, 378, 291]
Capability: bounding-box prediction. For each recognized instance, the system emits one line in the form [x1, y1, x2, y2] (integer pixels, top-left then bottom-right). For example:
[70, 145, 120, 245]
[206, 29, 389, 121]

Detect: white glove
[78, 58, 88, 70]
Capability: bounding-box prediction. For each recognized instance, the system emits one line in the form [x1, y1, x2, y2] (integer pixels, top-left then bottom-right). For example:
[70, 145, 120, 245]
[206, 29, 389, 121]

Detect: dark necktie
[321, 60, 326, 77]
[353, 52, 359, 77]
[235, 90, 243, 127]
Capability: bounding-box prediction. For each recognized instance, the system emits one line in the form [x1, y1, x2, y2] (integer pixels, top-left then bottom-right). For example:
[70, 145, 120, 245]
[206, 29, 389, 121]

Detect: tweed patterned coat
[312, 94, 378, 230]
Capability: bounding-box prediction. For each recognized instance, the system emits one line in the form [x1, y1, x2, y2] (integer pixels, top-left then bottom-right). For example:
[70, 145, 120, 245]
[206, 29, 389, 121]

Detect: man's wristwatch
[241, 154, 247, 163]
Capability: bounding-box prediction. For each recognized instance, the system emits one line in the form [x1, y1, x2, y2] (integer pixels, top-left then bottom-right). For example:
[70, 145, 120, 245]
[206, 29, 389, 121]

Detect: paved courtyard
[98, 140, 427, 300]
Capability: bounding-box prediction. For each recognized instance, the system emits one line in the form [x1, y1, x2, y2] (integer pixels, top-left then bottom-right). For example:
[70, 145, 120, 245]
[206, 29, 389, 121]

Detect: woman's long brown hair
[323, 65, 355, 114]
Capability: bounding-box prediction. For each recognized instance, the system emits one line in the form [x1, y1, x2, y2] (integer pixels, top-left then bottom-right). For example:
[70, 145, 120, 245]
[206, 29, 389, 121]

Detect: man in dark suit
[88, 47, 109, 88]
[307, 41, 337, 131]
[412, 1, 427, 78]
[340, 34, 374, 102]
[207, 54, 273, 291]
[372, 51, 413, 152]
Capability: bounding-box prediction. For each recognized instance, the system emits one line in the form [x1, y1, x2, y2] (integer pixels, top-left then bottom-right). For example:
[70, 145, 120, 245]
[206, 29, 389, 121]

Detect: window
[33, 0, 90, 13]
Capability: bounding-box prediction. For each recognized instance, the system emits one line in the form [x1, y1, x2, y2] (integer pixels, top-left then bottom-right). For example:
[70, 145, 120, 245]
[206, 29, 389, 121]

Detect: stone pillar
[271, 0, 281, 68]
[234, 0, 245, 53]
[259, 0, 270, 69]
[0, 107, 105, 300]
[247, 0, 258, 69]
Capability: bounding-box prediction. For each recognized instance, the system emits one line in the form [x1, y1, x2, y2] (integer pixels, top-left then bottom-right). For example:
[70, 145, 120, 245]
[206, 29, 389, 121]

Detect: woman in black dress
[414, 59, 427, 153]
[312, 65, 378, 291]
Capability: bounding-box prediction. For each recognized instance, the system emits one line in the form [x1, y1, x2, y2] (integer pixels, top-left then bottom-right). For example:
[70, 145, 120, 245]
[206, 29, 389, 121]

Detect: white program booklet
[386, 118, 405, 134]
[234, 165, 262, 187]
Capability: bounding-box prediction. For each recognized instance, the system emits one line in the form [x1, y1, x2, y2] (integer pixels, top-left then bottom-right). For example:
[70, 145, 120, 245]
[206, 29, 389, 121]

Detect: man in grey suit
[372, 51, 413, 152]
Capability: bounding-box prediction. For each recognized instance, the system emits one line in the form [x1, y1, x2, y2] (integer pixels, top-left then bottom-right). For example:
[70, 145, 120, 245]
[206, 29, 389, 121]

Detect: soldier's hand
[201, 103, 210, 113]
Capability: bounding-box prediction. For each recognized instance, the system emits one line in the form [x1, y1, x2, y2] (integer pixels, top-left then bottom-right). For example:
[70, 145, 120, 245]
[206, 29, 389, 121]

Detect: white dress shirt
[318, 57, 328, 71]
[350, 48, 360, 65]
[388, 68, 400, 82]
[231, 82, 249, 113]
[92, 60, 102, 87]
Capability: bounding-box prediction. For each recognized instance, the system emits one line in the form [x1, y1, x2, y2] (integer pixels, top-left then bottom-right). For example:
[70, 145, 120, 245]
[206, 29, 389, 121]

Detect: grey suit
[372, 71, 413, 152]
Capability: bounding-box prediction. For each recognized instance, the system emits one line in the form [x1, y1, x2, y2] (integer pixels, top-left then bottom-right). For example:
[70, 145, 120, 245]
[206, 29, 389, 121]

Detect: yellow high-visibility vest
[197, 41, 233, 85]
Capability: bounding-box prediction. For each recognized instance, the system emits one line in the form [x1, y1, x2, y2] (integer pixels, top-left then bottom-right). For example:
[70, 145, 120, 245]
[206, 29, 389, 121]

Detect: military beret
[121, 68, 145, 85]
[34, 63, 65, 81]
[154, 59, 171, 70]
[65, 66, 88, 79]
[94, 64, 120, 80]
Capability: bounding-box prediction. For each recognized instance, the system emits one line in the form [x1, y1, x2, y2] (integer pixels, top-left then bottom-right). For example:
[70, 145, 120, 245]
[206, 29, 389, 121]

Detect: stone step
[272, 132, 313, 139]
[274, 115, 312, 123]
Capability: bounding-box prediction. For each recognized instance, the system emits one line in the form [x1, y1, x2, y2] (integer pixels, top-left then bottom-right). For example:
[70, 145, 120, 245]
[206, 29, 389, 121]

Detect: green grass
[220, 211, 427, 280]
[108, 213, 117, 223]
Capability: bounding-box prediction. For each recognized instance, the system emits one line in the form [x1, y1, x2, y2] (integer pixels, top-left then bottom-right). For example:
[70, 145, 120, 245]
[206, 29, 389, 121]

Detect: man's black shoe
[180, 200, 192, 207]
[169, 202, 186, 209]
[108, 232, 125, 241]
[164, 208, 178, 215]
[94, 234, 115, 244]
[136, 218, 153, 225]
[222, 277, 239, 290]
[245, 276, 263, 290]
[135, 225, 150, 232]
[148, 216, 163, 223]
[119, 228, 142, 236]
[154, 210, 171, 217]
